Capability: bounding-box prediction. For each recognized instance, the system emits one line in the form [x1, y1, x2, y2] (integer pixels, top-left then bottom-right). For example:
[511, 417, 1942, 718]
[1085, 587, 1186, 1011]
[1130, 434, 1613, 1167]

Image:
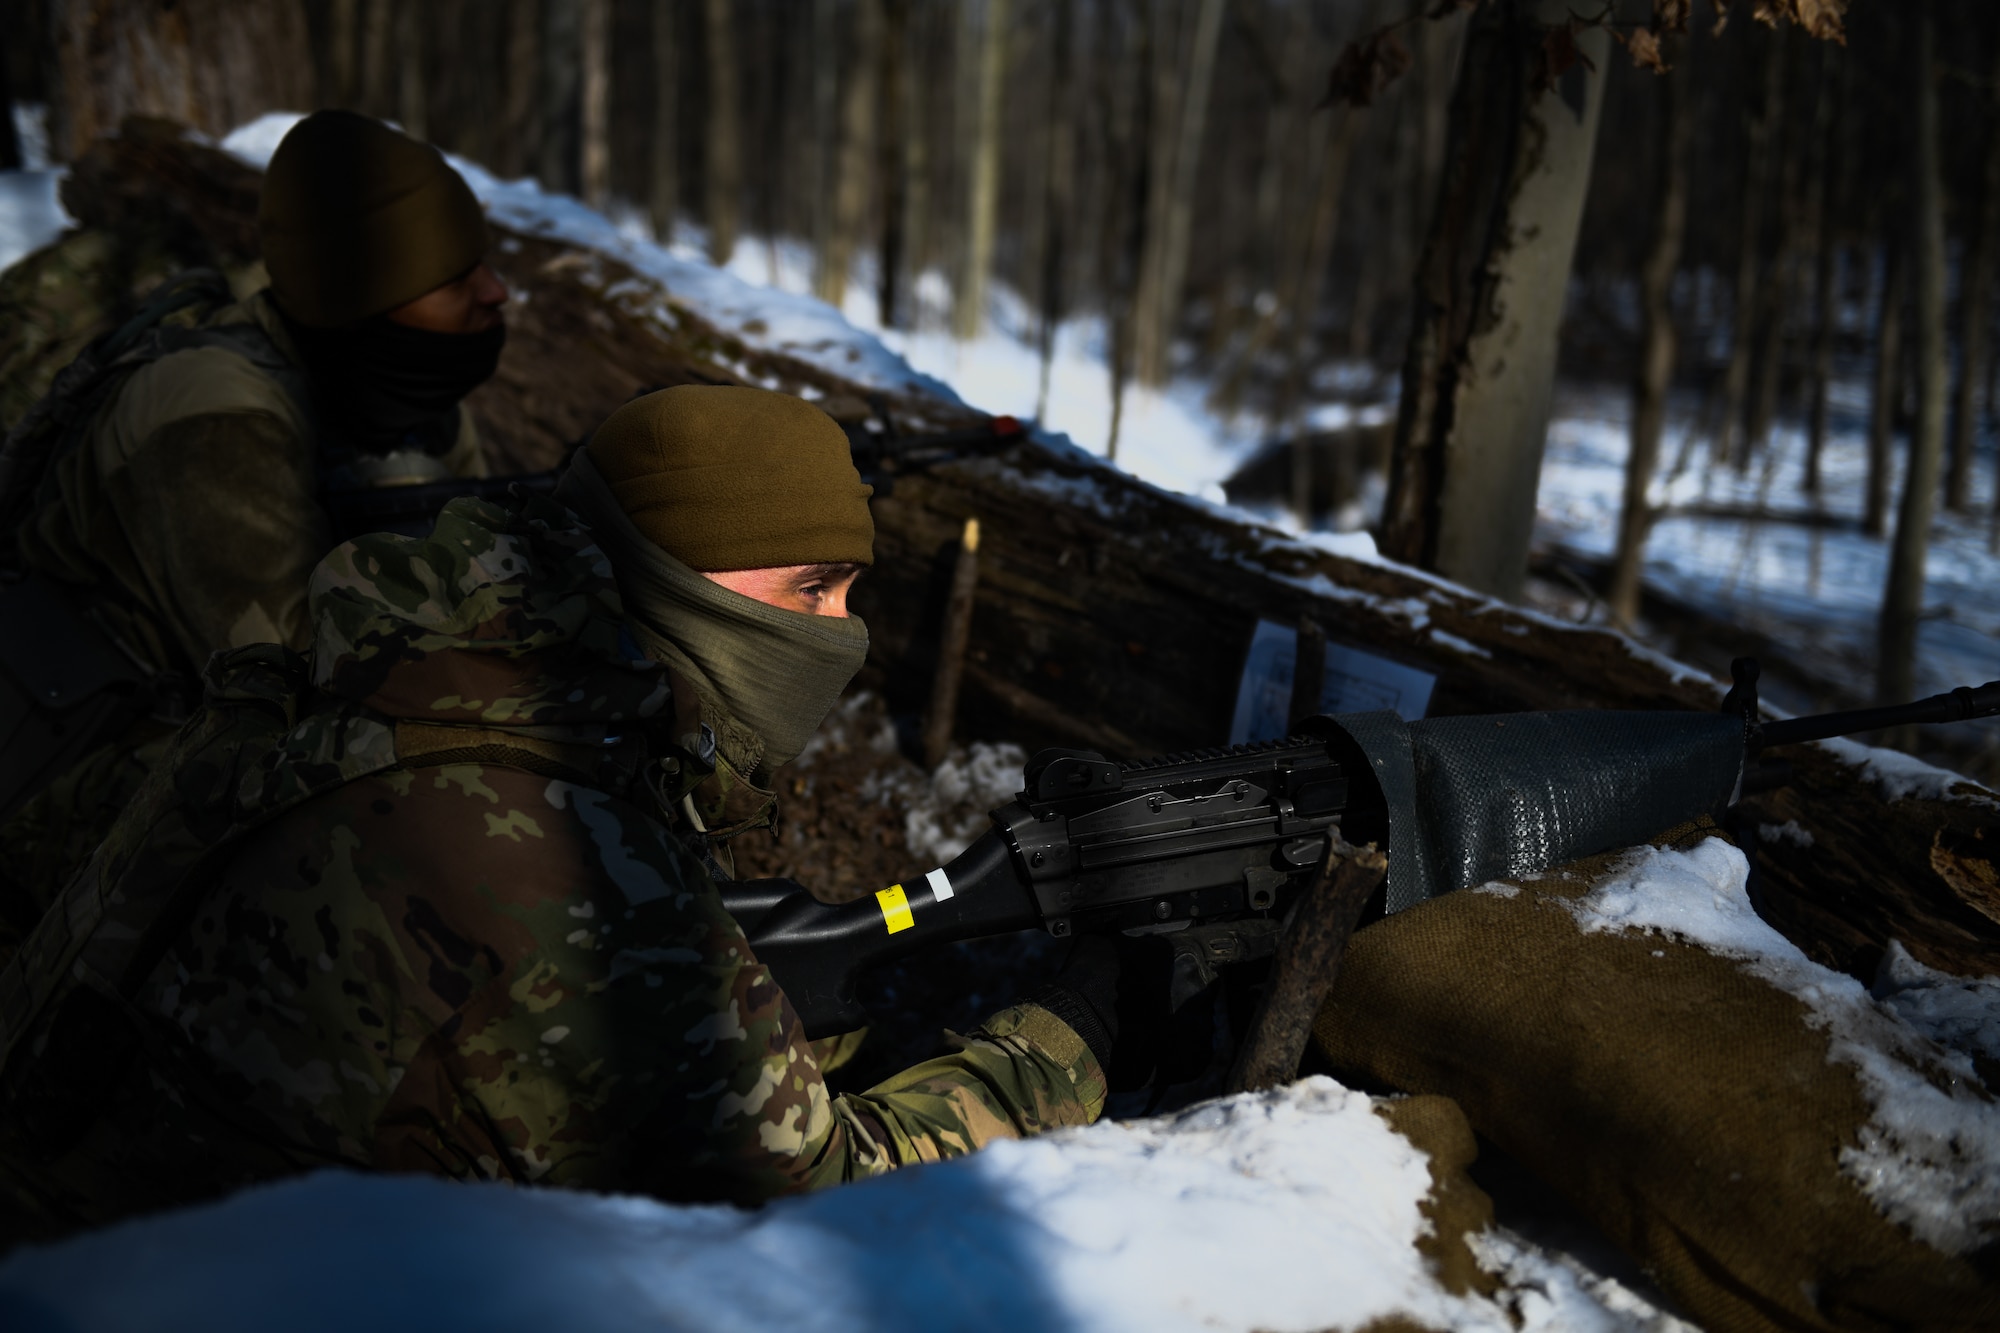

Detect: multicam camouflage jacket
[0, 494, 1103, 1237]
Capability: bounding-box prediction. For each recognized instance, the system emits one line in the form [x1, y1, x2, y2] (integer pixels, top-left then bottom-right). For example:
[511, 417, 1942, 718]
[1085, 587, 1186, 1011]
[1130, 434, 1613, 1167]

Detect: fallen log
[2, 119, 1994, 984]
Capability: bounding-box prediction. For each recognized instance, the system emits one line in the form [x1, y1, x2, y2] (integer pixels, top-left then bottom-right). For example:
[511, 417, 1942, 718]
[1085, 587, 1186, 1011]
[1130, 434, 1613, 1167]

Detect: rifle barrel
[1755, 681, 2000, 749]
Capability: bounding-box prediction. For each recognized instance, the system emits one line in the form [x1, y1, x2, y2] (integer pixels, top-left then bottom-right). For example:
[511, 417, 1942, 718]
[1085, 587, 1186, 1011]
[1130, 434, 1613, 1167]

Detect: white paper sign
[1228, 619, 1436, 744]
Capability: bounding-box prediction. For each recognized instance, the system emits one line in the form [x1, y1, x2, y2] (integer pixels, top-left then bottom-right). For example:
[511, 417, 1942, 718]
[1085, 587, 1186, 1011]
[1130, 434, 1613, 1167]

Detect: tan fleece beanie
[585, 386, 874, 570]
[259, 110, 489, 328]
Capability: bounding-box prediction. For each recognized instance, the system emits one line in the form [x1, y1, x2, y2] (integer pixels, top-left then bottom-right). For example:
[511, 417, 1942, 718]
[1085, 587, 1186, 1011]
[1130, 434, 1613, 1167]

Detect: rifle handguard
[722, 830, 1037, 1038]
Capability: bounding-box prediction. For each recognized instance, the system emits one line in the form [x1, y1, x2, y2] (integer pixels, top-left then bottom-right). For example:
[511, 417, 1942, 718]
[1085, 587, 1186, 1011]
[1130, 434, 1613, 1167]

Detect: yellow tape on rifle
[876, 884, 915, 935]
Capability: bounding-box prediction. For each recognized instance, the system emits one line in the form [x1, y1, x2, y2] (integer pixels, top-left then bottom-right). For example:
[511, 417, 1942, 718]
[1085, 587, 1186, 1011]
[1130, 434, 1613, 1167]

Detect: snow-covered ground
[0, 1080, 1688, 1333]
[1535, 382, 2000, 703]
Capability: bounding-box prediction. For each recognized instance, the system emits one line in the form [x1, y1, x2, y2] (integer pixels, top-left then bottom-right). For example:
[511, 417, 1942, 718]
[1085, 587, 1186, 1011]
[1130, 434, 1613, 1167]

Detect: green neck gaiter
[557, 452, 869, 771]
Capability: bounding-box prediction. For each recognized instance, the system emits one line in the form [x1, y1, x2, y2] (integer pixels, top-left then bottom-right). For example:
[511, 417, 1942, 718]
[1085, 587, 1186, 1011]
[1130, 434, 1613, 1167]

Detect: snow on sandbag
[1313, 832, 2000, 1333]
[0, 1080, 1686, 1333]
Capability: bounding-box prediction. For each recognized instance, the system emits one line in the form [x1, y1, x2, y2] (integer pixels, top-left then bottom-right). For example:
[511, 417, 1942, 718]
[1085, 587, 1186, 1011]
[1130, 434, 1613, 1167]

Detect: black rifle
[723, 669, 2000, 1037]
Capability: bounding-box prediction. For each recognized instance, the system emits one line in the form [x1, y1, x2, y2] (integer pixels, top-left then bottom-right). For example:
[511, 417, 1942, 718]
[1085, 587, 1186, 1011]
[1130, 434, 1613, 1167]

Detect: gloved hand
[1028, 933, 1175, 1092]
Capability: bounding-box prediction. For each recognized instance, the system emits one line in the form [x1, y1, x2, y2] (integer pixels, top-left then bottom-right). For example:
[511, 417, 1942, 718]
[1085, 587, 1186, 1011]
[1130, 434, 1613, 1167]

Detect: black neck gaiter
[284, 312, 506, 456]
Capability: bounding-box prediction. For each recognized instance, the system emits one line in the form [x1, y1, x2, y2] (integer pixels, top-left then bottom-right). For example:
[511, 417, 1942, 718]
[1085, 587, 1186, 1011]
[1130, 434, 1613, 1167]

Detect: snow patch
[1871, 941, 2000, 1070]
[1565, 838, 2000, 1255]
[1818, 736, 1994, 807]
[1431, 628, 1494, 659]
[0, 1078, 1681, 1333]
[860, 739, 1028, 866]
[0, 170, 66, 273]
[1471, 1231, 1699, 1333]
[1755, 820, 1813, 848]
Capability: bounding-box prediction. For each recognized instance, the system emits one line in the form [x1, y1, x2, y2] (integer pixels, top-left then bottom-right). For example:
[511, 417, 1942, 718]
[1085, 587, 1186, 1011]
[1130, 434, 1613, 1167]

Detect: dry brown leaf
[1625, 27, 1669, 73]
[1320, 26, 1415, 109]
[1651, 0, 1692, 31]
[1532, 19, 1597, 95]
[1751, 0, 1847, 43]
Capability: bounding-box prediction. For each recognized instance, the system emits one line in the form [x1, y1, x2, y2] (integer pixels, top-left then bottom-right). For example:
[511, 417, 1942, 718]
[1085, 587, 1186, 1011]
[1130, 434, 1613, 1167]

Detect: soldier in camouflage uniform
[0, 387, 1115, 1236]
[1, 110, 505, 926]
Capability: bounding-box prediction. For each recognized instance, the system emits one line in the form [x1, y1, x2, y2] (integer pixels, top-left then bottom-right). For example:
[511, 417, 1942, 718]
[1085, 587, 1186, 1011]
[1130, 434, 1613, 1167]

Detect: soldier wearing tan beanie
[555, 386, 875, 778]
[259, 109, 492, 329]
[4, 111, 506, 912]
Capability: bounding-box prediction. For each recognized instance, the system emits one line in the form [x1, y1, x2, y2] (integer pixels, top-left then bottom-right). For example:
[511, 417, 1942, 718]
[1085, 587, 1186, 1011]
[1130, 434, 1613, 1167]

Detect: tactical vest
[0, 271, 313, 825]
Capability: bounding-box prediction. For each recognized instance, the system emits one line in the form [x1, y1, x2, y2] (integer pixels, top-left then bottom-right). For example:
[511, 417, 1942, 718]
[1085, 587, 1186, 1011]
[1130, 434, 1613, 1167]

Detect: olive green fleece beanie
[585, 385, 874, 570]
[259, 110, 489, 328]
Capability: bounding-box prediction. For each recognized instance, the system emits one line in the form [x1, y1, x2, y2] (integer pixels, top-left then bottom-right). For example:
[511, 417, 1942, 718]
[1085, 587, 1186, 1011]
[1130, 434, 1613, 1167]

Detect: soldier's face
[702, 563, 865, 618]
[388, 262, 510, 334]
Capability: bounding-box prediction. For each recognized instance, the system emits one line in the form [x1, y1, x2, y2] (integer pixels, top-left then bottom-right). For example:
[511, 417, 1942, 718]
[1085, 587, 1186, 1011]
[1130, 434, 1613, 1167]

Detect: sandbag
[1372, 1093, 1498, 1301]
[1311, 829, 2000, 1333]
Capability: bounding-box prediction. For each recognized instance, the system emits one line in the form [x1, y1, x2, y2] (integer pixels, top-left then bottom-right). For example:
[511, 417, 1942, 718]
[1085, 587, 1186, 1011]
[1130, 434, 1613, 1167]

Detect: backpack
[0, 270, 308, 824]
[0, 642, 650, 1232]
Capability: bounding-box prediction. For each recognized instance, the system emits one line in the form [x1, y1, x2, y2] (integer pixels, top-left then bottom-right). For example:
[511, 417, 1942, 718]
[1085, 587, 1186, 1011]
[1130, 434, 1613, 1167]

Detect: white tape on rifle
[926, 867, 955, 903]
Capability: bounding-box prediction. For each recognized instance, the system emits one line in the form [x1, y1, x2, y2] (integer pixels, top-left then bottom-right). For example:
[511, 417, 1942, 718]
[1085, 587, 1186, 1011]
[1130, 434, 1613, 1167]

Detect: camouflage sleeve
[802, 1002, 1107, 1184]
[170, 764, 1101, 1205]
[114, 411, 327, 661]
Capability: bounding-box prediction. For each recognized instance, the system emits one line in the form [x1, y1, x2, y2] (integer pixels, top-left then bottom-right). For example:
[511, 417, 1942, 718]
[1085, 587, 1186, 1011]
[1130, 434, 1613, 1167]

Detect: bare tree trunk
[953, 0, 1008, 341]
[1210, 0, 1314, 416]
[1609, 38, 1693, 630]
[1947, 39, 2000, 512]
[817, 0, 882, 309]
[396, 0, 426, 139]
[649, 0, 678, 240]
[1717, 28, 1787, 471]
[1103, 1, 1151, 461]
[1130, 0, 1225, 387]
[704, 0, 741, 265]
[578, 0, 610, 207]
[327, 0, 360, 107]
[1866, 240, 1907, 538]
[1378, 0, 1610, 599]
[1348, 90, 1419, 365]
[49, 0, 316, 159]
[809, 0, 839, 278]
[502, 0, 541, 179]
[876, 0, 909, 327]
[1127, 0, 1180, 385]
[1878, 6, 1947, 708]
[900, 0, 933, 319]
[0, 55, 18, 170]
[1803, 52, 1848, 497]
[1274, 109, 1364, 430]
[539, 0, 581, 193]
[1746, 41, 1813, 464]
[1036, 0, 1077, 421]
[361, 0, 393, 117]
